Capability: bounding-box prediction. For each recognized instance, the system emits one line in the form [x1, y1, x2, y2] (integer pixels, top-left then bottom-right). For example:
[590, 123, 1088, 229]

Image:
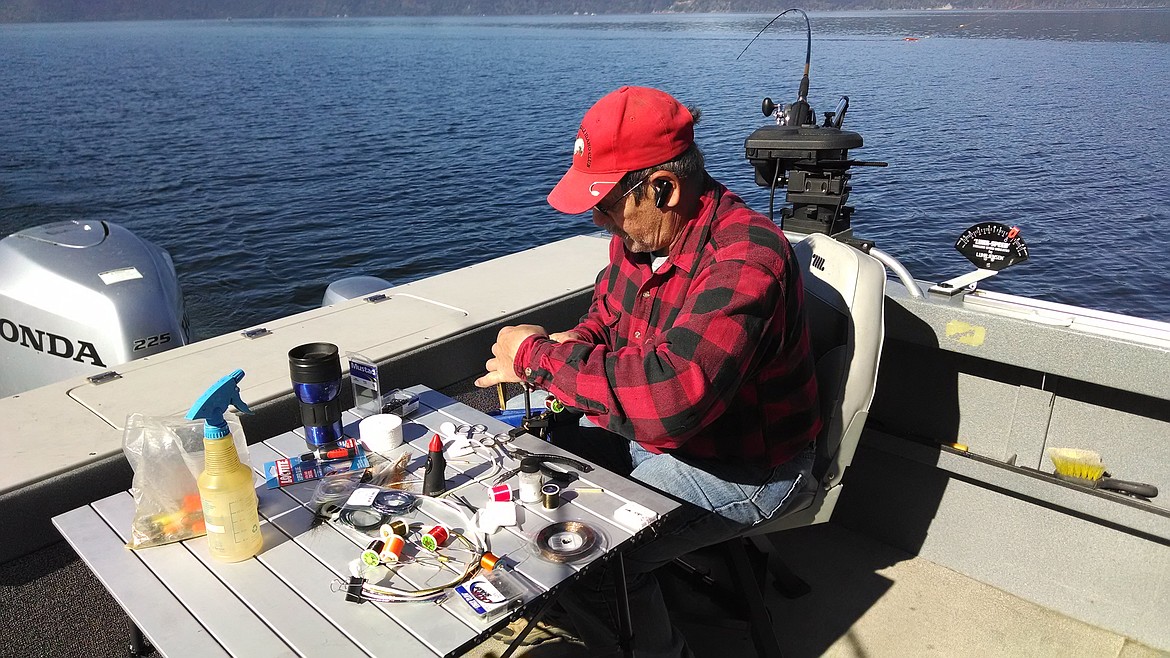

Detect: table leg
[499, 592, 559, 658]
[128, 622, 152, 657]
[614, 553, 634, 658]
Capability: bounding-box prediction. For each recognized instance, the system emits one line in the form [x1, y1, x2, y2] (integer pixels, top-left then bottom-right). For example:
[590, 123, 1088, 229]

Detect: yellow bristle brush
[1047, 448, 1158, 499]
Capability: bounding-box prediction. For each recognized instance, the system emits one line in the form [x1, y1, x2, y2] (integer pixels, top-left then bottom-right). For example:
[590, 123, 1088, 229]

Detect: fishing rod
[737, 8, 814, 127]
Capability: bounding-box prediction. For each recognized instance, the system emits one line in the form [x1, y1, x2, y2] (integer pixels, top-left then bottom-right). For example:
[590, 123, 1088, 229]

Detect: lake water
[2, 10, 1168, 340]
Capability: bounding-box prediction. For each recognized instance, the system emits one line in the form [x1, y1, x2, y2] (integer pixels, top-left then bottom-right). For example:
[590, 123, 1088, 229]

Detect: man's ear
[650, 172, 682, 209]
[653, 180, 672, 208]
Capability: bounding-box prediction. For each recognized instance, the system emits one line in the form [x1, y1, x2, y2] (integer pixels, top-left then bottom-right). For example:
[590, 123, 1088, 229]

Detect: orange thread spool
[379, 534, 405, 563]
[480, 551, 501, 571]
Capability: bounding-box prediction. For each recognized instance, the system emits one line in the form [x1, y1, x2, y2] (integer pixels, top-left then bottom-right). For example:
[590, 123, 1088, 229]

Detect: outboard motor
[740, 9, 886, 241]
[321, 275, 392, 306]
[0, 220, 189, 397]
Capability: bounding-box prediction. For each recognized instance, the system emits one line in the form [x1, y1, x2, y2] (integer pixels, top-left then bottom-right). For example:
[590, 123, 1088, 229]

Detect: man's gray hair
[617, 105, 705, 202]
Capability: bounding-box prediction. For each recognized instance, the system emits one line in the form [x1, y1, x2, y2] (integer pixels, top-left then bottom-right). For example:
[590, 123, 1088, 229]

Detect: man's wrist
[512, 333, 547, 382]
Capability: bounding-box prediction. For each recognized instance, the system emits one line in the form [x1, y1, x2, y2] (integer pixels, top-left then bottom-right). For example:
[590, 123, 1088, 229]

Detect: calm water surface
[2, 11, 1168, 339]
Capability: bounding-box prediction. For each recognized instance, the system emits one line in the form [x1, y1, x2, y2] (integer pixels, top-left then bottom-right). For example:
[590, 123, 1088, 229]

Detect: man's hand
[474, 324, 548, 388]
[549, 330, 585, 343]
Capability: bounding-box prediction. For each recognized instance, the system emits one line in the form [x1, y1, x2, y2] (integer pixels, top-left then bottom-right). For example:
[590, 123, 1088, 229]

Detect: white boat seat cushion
[756, 233, 886, 528]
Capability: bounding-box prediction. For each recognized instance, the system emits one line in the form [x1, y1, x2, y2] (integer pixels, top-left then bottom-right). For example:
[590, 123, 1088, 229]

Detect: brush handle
[1099, 478, 1159, 498]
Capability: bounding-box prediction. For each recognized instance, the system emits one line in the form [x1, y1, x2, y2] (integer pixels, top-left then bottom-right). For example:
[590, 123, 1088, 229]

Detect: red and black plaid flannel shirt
[514, 181, 821, 467]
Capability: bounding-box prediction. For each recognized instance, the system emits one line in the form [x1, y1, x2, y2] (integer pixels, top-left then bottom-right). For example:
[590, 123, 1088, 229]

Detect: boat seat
[720, 232, 887, 657]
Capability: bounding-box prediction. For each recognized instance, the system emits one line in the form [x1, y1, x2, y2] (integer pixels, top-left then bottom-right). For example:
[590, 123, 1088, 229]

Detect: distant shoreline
[4, 2, 1170, 26]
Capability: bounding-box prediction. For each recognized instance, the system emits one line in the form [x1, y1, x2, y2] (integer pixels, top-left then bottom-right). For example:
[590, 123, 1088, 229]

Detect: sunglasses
[594, 176, 650, 219]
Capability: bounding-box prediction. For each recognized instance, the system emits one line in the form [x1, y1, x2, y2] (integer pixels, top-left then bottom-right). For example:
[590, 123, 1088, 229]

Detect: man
[475, 86, 821, 657]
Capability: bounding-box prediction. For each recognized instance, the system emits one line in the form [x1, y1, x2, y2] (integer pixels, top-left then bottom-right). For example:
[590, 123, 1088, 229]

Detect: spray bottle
[186, 369, 263, 562]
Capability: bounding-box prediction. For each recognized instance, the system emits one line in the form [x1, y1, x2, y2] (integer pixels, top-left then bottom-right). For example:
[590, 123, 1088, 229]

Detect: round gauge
[954, 222, 1029, 271]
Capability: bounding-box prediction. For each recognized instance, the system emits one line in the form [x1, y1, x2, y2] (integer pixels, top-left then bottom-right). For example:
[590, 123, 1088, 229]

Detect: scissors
[445, 423, 517, 459]
[453, 423, 488, 440]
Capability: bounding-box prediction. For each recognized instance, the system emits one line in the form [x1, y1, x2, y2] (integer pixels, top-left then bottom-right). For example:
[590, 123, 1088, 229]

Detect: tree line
[3, 0, 1168, 23]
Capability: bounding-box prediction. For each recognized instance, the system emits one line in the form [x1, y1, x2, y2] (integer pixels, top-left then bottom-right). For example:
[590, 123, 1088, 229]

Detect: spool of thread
[481, 552, 501, 572]
[542, 483, 562, 510]
[379, 520, 408, 541]
[379, 534, 405, 563]
[361, 539, 385, 566]
[420, 524, 449, 551]
[490, 483, 513, 502]
[358, 413, 404, 452]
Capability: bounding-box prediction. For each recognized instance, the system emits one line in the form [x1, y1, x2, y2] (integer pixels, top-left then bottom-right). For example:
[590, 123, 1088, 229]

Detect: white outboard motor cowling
[0, 220, 188, 398]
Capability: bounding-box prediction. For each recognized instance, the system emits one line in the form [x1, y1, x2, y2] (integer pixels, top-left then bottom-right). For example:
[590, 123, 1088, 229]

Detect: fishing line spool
[370, 489, 419, 516]
[340, 508, 387, 531]
[480, 552, 502, 571]
[532, 520, 604, 563]
[379, 520, 409, 540]
[309, 473, 364, 518]
[361, 540, 385, 566]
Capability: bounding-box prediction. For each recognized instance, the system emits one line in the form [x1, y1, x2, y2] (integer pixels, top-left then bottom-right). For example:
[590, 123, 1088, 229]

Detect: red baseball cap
[547, 86, 694, 215]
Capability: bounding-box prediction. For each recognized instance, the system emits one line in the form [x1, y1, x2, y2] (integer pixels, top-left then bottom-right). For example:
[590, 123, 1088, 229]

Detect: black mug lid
[288, 342, 342, 383]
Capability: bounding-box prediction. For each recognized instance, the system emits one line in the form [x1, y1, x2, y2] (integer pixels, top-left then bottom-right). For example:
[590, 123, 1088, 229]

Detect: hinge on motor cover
[87, 371, 122, 385]
[364, 293, 389, 303]
[241, 327, 271, 339]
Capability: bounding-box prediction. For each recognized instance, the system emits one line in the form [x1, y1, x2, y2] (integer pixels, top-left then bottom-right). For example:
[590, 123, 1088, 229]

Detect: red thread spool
[379, 534, 405, 563]
[420, 524, 449, 551]
[490, 483, 513, 502]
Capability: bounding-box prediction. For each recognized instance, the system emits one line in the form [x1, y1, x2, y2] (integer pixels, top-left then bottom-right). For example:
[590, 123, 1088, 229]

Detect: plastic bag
[122, 412, 249, 549]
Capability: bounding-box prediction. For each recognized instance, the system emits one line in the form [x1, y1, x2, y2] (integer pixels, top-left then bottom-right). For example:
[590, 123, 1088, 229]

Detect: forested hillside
[3, 0, 1169, 23]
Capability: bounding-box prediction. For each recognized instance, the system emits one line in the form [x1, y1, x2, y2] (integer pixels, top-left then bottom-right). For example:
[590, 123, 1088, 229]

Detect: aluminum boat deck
[2, 232, 1168, 656]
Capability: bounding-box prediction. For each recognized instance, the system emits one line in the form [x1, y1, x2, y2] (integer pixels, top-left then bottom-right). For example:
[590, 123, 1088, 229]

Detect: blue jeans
[505, 394, 814, 657]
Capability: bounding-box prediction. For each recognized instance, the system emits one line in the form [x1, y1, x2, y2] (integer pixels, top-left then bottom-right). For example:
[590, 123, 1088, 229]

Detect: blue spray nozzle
[186, 369, 253, 440]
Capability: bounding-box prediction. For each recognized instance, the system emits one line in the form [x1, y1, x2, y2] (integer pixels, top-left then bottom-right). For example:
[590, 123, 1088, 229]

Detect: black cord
[827, 190, 845, 236]
[770, 162, 783, 228]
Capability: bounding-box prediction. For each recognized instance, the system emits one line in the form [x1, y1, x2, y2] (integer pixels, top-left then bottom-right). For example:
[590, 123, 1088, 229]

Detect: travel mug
[289, 342, 344, 448]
